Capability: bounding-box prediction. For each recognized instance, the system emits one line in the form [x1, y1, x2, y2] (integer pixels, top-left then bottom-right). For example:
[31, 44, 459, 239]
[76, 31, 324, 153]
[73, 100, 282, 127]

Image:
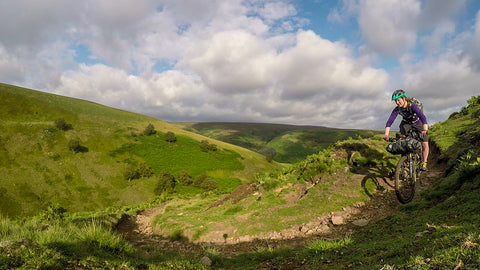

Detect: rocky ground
[115, 156, 445, 258]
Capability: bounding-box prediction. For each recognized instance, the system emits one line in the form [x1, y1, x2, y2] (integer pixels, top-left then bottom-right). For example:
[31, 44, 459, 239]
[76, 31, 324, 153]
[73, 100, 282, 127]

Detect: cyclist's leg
[413, 122, 429, 170]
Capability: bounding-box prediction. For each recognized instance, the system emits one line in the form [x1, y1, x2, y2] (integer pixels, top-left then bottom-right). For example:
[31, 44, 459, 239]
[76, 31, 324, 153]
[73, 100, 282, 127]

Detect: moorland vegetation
[1, 83, 480, 269]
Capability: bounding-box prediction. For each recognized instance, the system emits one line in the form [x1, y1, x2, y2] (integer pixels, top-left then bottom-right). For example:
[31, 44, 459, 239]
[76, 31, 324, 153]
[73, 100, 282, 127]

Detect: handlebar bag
[386, 138, 421, 155]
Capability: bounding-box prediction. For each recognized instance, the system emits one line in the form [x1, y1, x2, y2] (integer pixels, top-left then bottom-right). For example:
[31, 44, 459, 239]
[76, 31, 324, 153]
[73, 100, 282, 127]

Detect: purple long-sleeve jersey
[385, 102, 427, 128]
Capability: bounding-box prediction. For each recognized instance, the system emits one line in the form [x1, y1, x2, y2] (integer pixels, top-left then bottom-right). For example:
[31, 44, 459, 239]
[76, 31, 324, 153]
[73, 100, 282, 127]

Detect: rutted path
[115, 160, 445, 258]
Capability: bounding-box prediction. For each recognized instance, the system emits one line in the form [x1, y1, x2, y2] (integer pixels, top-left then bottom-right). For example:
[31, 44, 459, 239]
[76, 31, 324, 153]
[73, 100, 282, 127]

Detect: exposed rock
[331, 215, 345, 225]
[352, 218, 369, 227]
[200, 256, 212, 266]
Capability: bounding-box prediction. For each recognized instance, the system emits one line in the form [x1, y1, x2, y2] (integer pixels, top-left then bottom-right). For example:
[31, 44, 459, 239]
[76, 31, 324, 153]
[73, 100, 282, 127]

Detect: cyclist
[383, 89, 429, 171]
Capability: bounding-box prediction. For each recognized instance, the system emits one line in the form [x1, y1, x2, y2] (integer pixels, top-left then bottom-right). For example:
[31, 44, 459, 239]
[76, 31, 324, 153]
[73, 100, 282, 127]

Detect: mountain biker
[383, 89, 429, 171]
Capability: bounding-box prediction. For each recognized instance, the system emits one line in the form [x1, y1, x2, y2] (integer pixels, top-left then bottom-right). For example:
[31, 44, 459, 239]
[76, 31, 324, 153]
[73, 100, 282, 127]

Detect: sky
[1, 0, 480, 130]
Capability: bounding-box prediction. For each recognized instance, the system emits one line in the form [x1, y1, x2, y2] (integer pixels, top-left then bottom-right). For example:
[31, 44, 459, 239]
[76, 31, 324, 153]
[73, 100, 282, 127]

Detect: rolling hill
[0, 83, 280, 217]
[173, 122, 380, 163]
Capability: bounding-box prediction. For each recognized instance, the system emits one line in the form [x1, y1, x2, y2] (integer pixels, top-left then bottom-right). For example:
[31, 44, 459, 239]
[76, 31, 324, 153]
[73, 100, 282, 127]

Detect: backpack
[411, 97, 423, 111]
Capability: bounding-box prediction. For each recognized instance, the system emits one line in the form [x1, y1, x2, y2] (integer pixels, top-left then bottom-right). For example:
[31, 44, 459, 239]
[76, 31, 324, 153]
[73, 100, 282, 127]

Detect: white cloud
[357, 0, 421, 56]
[275, 31, 388, 100]
[183, 30, 275, 93]
[0, 45, 24, 83]
[402, 54, 480, 123]
[1, 0, 480, 130]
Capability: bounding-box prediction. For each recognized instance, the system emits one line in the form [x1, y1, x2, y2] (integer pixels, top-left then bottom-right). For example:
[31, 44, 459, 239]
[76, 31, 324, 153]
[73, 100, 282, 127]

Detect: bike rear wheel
[395, 155, 416, 204]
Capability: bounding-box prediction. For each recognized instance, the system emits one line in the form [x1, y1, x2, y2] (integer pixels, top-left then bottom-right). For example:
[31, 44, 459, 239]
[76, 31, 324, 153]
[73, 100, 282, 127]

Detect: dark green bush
[143, 124, 156, 136]
[177, 171, 193, 185]
[68, 139, 88, 153]
[54, 118, 72, 131]
[193, 173, 218, 191]
[448, 111, 459, 119]
[200, 140, 217, 152]
[164, 131, 176, 143]
[154, 171, 176, 195]
[123, 164, 140, 181]
[137, 162, 154, 178]
[123, 162, 153, 181]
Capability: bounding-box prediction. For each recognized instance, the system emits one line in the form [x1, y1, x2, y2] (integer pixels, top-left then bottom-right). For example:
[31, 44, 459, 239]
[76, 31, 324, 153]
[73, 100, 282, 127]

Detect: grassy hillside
[174, 122, 380, 163]
[0, 83, 279, 217]
[215, 95, 480, 269]
[149, 135, 393, 242]
[1, 85, 479, 269]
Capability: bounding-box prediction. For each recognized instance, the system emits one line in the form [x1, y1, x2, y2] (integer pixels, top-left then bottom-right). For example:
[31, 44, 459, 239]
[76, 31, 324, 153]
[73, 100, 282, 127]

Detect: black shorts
[400, 121, 428, 142]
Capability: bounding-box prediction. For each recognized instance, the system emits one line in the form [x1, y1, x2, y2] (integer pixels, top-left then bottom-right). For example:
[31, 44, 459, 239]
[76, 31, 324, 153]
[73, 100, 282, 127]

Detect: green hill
[174, 122, 380, 163]
[1, 83, 479, 269]
[0, 83, 279, 217]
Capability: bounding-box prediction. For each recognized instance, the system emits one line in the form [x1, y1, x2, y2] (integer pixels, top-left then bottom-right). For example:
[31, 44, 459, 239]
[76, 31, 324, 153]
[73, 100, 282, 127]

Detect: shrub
[54, 118, 72, 131]
[467, 95, 480, 106]
[193, 173, 218, 191]
[448, 111, 459, 119]
[177, 171, 193, 185]
[137, 162, 154, 178]
[123, 164, 140, 181]
[38, 204, 67, 221]
[143, 124, 156, 136]
[458, 150, 480, 181]
[123, 162, 153, 181]
[164, 131, 176, 143]
[154, 171, 176, 195]
[68, 139, 88, 153]
[200, 140, 217, 152]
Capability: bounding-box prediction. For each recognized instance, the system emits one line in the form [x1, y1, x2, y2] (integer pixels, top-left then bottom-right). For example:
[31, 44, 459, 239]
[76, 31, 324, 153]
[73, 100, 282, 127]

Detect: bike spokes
[394, 155, 416, 204]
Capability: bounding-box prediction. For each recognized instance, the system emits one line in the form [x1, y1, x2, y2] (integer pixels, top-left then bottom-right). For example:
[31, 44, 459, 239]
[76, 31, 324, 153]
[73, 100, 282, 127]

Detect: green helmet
[392, 89, 406, 101]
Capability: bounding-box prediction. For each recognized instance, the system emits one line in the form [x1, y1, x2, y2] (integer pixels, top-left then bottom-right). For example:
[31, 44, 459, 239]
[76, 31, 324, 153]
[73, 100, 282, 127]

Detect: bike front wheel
[395, 155, 416, 204]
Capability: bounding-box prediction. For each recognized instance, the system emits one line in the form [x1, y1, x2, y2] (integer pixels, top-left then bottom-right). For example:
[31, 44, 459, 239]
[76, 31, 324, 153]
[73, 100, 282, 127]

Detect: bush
[200, 140, 217, 152]
[154, 171, 176, 195]
[54, 118, 72, 131]
[448, 111, 459, 119]
[38, 204, 67, 221]
[193, 173, 218, 191]
[164, 131, 177, 143]
[458, 150, 480, 181]
[467, 95, 480, 106]
[177, 171, 193, 185]
[68, 139, 88, 153]
[123, 162, 153, 181]
[123, 164, 140, 181]
[137, 162, 154, 178]
[143, 124, 156, 136]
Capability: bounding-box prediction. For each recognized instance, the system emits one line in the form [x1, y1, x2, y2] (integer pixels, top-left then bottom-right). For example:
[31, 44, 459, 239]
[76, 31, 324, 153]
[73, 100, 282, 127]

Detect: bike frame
[390, 131, 423, 204]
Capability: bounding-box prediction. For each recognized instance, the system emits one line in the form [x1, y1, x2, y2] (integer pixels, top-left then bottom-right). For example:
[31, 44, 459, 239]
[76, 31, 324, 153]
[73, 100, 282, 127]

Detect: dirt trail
[115, 158, 445, 258]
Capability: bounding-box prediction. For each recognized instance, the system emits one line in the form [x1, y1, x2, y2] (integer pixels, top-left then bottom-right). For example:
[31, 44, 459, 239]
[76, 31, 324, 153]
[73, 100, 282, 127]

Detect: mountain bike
[387, 132, 423, 204]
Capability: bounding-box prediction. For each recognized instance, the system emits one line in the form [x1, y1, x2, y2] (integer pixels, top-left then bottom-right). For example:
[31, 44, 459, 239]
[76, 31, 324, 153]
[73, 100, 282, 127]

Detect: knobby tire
[394, 155, 416, 204]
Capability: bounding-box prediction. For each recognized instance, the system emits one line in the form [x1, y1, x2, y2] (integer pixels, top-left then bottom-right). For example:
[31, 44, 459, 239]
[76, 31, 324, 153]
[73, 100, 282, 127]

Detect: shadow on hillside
[337, 141, 397, 197]
[44, 240, 149, 269]
[360, 164, 395, 197]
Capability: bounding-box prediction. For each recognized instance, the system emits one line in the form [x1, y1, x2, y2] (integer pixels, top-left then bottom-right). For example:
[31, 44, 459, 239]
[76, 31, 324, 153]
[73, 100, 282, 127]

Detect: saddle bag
[386, 138, 421, 155]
